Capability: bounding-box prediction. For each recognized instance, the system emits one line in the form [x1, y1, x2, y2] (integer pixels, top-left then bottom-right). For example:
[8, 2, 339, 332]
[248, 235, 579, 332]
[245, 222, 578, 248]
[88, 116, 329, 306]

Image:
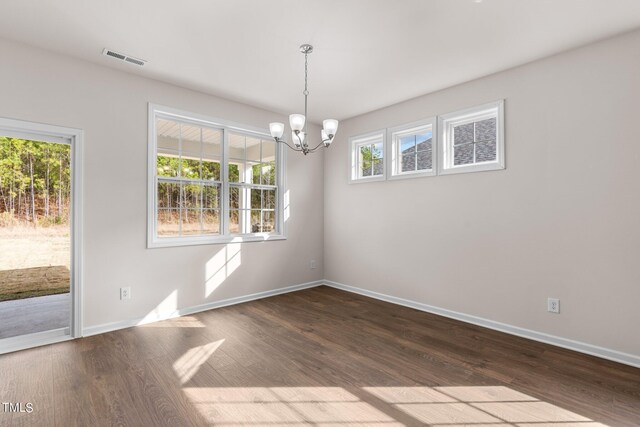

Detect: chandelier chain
[303, 51, 309, 132]
[304, 51, 309, 95]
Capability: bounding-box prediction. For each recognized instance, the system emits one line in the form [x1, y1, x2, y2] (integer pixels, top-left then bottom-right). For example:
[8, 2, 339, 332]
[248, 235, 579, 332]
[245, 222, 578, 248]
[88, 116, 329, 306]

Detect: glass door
[0, 120, 80, 352]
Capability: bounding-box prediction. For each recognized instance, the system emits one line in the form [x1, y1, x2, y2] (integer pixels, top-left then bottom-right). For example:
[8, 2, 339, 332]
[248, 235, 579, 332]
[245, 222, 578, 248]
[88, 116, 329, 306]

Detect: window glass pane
[454, 123, 474, 145]
[202, 158, 221, 181]
[401, 153, 416, 173]
[263, 189, 276, 210]
[360, 145, 373, 177]
[373, 158, 383, 176]
[416, 131, 432, 151]
[181, 209, 201, 235]
[245, 161, 259, 184]
[203, 184, 220, 209]
[400, 136, 416, 154]
[359, 145, 370, 160]
[157, 119, 180, 154]
[251, 210, 262, 232]
[454, 144, 474, 165]
[417, 150, 432, 170]
[245, 136, 262, 162]
[263, 211, 275, 233]
[372, 142, 383, 160]
[202, 209, 220, 235]
[202, 127, 222, 157]
[261, 162, 276, 185]
[229, 186, 240, 209]
[157, 209, 179, 237]
[157, 155, 179, 177]
[179, 124, 202, 156]
[157, 118, 180, 137]
[181, 157, 200, 180]
[475, 118, 496, 142]
[228, 162, 241, 183]
[475, 140, 497, 163]
[158, 182, 180, 209]
[361, 157, 372, 177]
[229, 133, 246, 161]
[250, 188, 262, 209]
[229, 210, 240, 234]
[262, 140, 276, 163]
[182, 183, 202, 209]
[252, 163, 261, 185]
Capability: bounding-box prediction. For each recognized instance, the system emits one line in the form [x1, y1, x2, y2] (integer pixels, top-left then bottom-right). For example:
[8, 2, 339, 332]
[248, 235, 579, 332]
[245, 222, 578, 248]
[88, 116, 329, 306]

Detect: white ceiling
[1, 0, 640, 122]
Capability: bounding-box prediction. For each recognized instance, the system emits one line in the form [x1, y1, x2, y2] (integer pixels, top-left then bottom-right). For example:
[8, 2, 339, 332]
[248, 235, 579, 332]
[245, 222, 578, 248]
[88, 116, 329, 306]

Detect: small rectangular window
[388, 118, 436, 179]
[349, 131, 386, 183]
[438, 100, 504, 175]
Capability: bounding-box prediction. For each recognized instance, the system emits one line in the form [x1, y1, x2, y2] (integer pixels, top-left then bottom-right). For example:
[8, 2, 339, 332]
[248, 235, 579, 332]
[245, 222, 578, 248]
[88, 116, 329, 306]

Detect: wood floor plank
[0, 286, 638, 426]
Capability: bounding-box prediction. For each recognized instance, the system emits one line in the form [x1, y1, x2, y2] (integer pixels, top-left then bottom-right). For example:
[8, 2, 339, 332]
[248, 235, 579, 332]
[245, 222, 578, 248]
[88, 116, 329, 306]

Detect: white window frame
[438, 100, 505, 175]
[349, 130, 386, 183]
[147, 104, 286, 248]
[387, 117, 437, 180]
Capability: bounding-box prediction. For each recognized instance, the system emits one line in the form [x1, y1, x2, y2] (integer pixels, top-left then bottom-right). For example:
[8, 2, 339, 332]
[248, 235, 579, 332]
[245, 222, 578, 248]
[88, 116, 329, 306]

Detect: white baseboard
[323, 280, 640, 369]
[83, 280, 323, 337]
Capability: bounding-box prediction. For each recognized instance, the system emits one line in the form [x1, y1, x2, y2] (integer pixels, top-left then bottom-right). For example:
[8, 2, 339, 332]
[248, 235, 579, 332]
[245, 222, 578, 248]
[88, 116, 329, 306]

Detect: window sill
[388, 169, 436, 180]
[438, 161, 505, 175]
[349, 175, 386, 184]
[148, 233, 287, 249]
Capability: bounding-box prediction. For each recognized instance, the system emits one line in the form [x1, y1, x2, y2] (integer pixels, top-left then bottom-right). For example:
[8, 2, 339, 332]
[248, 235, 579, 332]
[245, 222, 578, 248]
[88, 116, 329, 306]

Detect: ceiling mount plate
[299, 44, 313, 54]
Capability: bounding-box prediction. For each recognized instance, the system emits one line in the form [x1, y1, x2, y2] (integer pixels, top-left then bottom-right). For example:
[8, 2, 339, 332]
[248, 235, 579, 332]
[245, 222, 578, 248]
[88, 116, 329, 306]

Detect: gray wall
[324, 29, 640, 357]
[0, 39, 324, 330]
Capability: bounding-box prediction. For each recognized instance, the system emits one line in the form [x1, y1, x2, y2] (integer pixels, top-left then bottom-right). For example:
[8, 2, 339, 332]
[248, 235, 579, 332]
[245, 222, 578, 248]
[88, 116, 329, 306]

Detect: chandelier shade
[289, 114, 306, 132]
[269, 44, 338, 155]
[269, 122, 284, 139]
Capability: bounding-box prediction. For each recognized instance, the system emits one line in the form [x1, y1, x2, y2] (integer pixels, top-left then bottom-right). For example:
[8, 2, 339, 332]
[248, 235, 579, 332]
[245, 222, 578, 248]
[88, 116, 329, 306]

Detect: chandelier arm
[295, 131, 307, 149]
[306, 140, 326, 153]
[276, 138, 304, 152]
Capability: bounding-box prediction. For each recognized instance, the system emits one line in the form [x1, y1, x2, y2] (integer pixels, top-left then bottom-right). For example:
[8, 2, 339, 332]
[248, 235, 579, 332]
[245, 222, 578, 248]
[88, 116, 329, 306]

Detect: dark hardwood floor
[0, 286, 638, 426]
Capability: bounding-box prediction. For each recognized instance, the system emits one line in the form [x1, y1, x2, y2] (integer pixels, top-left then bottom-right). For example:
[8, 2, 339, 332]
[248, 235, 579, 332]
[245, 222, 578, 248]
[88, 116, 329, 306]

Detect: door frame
[0, 116, 83, 353]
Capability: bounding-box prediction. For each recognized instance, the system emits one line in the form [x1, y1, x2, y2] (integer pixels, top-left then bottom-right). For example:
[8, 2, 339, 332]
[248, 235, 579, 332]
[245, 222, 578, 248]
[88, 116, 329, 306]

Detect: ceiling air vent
[102, 48, 147, 67]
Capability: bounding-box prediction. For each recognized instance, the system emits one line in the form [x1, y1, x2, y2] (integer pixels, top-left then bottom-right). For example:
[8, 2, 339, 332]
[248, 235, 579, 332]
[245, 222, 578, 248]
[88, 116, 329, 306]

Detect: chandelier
[269, 44, 338, 155]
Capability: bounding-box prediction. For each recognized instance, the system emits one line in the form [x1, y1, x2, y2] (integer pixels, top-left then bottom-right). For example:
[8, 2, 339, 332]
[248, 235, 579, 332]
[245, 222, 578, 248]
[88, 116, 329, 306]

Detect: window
[148, 105, 284, 247]
[388, 118, 436, 179]
[438, 100, 505, 175]
[228, 132, 277, 234]
[349, 131, 386, 183]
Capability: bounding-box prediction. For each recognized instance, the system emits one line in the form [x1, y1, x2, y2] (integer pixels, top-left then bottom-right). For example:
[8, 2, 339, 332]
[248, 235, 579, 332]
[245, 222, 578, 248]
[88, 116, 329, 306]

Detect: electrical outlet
[120, 287, 131, 300]
[310, 260, 317, 270]
[547, 298, 560, 313]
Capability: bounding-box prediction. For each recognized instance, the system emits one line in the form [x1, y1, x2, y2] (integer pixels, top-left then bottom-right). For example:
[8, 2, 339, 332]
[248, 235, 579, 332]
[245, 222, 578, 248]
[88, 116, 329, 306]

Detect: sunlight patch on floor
[183, 387, 401, 426]
[140, 316, 205, 328]
[182, 385, 608, 426]
[366, 386, 606, 426]
[173, 339, 225, 384]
